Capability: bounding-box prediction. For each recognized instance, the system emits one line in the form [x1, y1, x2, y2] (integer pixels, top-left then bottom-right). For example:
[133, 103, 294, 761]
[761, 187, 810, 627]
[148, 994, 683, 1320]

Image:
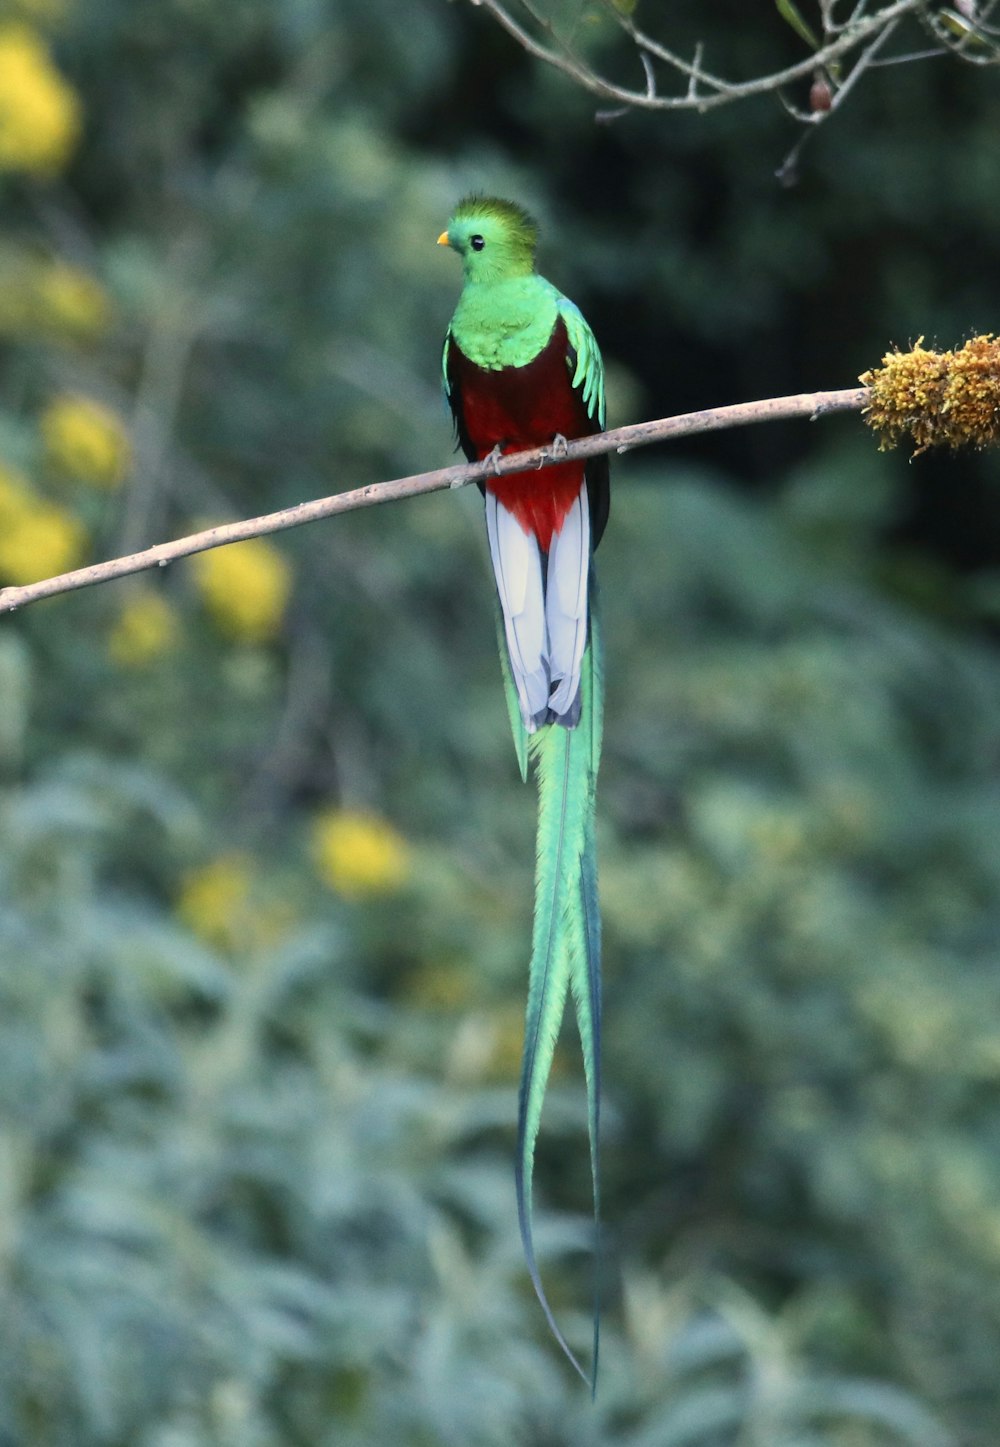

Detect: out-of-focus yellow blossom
[0, 257, 32, 333]
[35, 259, 110, 338]
[445, 1005, 568, 1086]
[0, 253, 110, 341]
[484, 1003, 533, 1083]
[177, 853, 255, 951]
[3, 1, 67, 20]
[0, 502, 86, 583]
[458, 1004, 566, 1085]
[193, 536, 292, 644]
[0, 465, 86, 583]
[0, 462, 34, 521]
[177, 851, 295, 952]
[405, 960, 474, 1011]
[312, 808, 410, 899]
[109, 589, 179, 668]
[0, 24, 80, 174]
[42, 394, 131, 488]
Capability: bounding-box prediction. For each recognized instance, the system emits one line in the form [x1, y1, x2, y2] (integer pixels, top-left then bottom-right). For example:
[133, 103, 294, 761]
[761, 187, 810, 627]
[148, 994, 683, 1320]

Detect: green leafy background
[1, 2, 999, 1443]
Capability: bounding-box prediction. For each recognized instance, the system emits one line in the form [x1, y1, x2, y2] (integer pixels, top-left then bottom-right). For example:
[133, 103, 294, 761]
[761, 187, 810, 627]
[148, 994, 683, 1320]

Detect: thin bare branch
[467, 0, 944, 121]
[0, 386, 868, 616]
[686, 41, 707, 101]
[779, 13, 904, 122]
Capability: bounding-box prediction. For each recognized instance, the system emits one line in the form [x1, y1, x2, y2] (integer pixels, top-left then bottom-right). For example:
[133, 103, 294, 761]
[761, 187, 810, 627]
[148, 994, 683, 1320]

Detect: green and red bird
[438, 195, 609, 1388]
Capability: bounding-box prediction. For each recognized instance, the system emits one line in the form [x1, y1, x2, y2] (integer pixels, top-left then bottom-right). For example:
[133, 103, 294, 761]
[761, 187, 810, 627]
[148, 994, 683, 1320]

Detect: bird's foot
[542, 433, 569, 467]
[484, 444, 505, 476]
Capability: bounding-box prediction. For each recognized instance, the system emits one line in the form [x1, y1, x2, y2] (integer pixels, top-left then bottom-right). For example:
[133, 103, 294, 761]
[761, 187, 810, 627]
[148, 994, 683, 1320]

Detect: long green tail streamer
[499, 589, 603, 1391]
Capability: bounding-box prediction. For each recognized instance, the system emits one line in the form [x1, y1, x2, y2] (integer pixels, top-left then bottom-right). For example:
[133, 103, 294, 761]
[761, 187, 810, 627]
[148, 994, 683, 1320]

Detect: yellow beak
[437, 231, 450, 246]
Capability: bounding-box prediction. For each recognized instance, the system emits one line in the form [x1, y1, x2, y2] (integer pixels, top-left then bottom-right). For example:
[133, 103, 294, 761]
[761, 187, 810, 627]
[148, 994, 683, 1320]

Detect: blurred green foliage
[1, 1, 999, 1443]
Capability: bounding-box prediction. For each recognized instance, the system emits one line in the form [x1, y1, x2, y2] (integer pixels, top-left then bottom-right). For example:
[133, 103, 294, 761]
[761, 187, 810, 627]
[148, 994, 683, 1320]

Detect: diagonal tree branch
[0, 386, 868, 616]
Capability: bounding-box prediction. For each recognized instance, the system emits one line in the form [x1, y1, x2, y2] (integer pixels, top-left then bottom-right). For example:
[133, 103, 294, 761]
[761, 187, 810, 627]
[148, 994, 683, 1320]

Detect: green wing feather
[554, 291, 605, 429]
[441, 330, 453, 401]
[503, 586, 603, 1391]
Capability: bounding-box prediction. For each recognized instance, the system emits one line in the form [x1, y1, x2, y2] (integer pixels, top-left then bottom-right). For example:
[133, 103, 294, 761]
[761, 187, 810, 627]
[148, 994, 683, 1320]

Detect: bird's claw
[484, 444, 504, 476]
[539, 433, 569, 467]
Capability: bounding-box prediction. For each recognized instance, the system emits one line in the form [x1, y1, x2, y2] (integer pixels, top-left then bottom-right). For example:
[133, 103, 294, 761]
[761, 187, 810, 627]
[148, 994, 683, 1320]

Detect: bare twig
[0, 386, 868, 616]
[465, 0, 1000, 131]
[777, 12, 903, 156]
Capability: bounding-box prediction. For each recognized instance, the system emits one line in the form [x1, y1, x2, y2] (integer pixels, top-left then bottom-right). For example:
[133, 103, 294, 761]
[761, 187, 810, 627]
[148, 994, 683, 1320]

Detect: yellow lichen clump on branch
[861, 334, 1000, 454]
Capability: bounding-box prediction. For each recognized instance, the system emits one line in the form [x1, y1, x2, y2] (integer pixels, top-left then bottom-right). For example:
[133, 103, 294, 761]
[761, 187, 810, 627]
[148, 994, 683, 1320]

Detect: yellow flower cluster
[312, 808, 410, 899]
[482, 1002, 537, 1083]
[42, 393, 131, 488]
[0, 462, 85, 584]
[109, 589, 179, 668]
[404, 960, 474, 1010]
[193, 536, 292, 644]
[177, 851, 295, 953]
[177, 853, 256, 951]
[36, 259, 110, 337]
[0, 23, 80, 174]
[861, 334, 1000, 454]
[0, 253, 110, 342]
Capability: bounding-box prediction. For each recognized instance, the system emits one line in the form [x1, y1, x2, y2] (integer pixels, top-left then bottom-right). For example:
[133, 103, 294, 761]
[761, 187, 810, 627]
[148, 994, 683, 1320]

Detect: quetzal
[438, 195, 608, 1387]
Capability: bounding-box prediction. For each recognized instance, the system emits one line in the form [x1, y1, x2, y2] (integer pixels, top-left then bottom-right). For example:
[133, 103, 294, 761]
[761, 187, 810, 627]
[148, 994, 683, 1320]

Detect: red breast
[448, 317, 597, 552]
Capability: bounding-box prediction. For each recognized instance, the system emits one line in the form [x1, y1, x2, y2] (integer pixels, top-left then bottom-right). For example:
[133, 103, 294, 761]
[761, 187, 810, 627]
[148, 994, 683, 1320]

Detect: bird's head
[438, 195, 538, 283]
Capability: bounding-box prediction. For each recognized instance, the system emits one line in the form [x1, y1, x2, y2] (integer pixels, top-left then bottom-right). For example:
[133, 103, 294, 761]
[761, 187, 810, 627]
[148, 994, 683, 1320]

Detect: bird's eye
[470, 235, 486, 251]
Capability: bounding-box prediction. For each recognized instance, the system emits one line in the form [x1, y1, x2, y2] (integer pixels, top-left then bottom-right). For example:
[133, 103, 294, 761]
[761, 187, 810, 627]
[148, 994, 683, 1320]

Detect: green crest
[444, 195, 540, 281]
